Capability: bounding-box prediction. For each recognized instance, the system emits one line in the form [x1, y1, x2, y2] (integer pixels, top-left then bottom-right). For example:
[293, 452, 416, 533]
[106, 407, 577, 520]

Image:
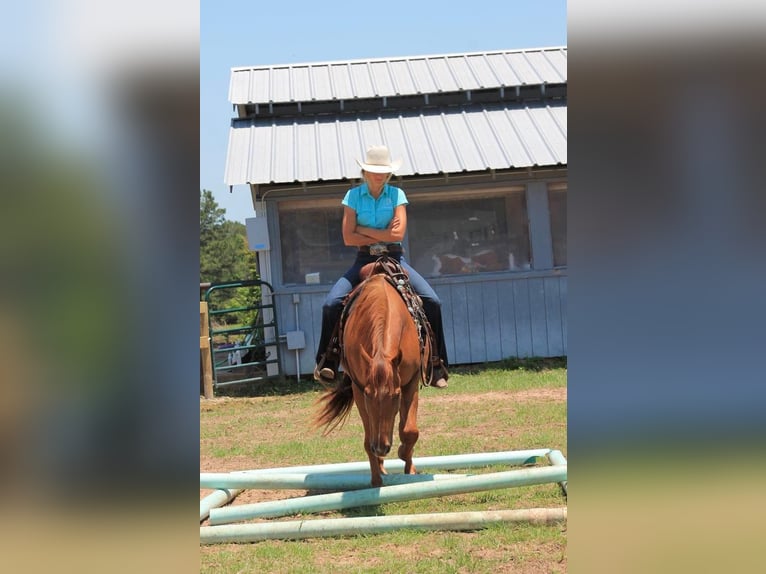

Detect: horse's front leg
[366, 451, 386, 488]
[353, 383, 386, 487]
[397, 379, 420, 475]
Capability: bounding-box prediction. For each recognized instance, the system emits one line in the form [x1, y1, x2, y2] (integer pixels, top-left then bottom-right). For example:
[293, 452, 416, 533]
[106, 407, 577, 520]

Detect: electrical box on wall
[245, 216, 270, 251]
[286, 331, 306, 350]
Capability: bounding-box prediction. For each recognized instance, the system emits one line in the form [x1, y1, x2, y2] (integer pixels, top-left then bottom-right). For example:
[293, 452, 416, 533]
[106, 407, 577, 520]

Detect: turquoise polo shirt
[342, 183, 408, 229]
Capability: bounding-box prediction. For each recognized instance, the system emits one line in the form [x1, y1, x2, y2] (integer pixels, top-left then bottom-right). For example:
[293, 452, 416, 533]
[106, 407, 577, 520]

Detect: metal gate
[203, 279, 280, 389]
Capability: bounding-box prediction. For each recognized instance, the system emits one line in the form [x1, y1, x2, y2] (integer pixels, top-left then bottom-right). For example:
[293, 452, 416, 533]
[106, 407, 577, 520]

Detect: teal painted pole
[200, 472, 470, 491]
[201, 507, 567, 544]
[547, 449, 568, 495]
[200, 488, 243, 522]
[234, 448, 551, 476]
[208, 465, 566, 525]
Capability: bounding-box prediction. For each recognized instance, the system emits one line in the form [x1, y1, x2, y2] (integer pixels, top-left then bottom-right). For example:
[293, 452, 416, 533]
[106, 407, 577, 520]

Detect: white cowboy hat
[355, 145, 402, 173]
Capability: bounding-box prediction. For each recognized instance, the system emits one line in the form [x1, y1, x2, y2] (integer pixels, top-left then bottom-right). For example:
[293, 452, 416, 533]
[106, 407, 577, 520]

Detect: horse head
[360, 356, 402, 457]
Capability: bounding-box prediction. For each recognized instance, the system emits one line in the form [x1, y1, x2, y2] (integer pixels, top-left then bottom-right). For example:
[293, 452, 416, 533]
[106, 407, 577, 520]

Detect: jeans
[315, 253, 449, 368]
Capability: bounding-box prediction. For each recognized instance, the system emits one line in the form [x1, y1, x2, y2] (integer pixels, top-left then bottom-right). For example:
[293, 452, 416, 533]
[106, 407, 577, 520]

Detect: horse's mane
[345, 276, 396, 392]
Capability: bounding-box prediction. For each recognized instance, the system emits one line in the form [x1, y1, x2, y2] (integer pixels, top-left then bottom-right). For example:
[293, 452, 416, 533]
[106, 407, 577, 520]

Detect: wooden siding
[272, 273, 567, 376]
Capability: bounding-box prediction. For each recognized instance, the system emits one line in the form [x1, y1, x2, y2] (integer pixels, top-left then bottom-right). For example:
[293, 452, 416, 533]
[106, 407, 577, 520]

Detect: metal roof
[224, 102, 566, 186]
[229, 47, 567, 105]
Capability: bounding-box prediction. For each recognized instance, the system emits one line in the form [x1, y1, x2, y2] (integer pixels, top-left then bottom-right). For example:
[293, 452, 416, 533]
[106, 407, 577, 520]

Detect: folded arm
[349, 205, 408, 245]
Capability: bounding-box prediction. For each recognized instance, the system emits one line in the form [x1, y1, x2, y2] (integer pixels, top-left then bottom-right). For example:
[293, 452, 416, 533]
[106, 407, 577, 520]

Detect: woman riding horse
[313, 145, 449, 388]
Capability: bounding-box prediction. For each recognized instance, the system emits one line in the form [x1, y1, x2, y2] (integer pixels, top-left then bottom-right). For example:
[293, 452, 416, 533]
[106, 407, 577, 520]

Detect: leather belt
[358, 243, 403, 256]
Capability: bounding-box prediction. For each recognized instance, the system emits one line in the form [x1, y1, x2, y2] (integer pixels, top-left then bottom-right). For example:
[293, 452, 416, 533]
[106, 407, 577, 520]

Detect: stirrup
[319, 366, 336, 381]
[313, 364, 336, 382]
[314, 354, 338, 382]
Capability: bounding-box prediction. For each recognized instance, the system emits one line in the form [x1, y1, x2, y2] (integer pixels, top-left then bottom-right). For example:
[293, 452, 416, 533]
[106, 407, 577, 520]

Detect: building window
[277, 199, 353, 285]
[406, 188, 530, 277]
[548, 183, 567, 267]
[276, 185, 548, 284]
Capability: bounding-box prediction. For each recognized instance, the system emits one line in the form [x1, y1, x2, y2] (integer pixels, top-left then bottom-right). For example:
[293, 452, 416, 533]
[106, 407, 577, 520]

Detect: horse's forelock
[368, 356, 394, 395]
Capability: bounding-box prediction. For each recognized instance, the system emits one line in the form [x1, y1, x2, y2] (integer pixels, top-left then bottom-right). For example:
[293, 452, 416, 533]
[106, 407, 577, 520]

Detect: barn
[223, 46, 567, 378]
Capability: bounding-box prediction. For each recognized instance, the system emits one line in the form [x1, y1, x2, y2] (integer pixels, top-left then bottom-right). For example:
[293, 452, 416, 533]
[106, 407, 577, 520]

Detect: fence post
[200, 301, 214, 399]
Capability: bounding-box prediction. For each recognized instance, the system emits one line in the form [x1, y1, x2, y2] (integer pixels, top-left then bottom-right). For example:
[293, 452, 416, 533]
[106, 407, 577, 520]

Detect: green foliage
[199, 189, 260, 325]
[200, 189, 256, 285]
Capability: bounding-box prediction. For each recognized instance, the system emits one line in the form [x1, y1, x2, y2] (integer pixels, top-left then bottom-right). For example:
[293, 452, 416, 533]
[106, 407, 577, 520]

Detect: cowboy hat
[355, 145, 402, 173]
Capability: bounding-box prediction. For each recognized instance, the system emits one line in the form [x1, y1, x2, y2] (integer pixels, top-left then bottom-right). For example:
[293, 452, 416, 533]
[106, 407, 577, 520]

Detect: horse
[314, 262, 429, 488]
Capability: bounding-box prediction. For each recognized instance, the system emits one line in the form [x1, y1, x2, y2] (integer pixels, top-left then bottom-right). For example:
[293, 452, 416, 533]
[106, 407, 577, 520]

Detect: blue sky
[201, 1, 567, 223]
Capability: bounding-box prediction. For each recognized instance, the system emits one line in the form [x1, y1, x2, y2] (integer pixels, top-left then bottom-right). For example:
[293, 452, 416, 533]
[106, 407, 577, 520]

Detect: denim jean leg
[400, 259, 449, 367]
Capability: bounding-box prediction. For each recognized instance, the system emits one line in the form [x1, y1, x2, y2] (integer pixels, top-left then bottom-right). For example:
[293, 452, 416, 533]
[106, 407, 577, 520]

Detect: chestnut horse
[314, 269, 428, 487]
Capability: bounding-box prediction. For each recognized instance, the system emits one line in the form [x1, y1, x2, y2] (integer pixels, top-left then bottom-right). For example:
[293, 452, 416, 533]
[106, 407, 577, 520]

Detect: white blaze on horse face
[366, 390, 400, 457]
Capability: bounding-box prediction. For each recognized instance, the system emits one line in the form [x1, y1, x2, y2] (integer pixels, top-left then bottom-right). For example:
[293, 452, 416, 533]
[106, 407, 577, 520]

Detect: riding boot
[429, 357, 449, 388]
[314, 317, 342, 383]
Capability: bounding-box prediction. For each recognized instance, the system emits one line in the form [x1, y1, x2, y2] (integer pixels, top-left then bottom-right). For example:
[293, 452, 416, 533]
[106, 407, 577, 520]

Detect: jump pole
[201, 507, 567, 544]
[230, 448, 551, 476]
[200, 488, 243, 522]
[201, 472, 470, 491]
[547, 449, 568, 495]
[208, 465, 566, 525]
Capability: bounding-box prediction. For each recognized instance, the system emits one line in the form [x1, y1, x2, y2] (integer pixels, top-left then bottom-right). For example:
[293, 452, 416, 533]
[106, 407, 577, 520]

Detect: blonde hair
[360, 170, 393, 185]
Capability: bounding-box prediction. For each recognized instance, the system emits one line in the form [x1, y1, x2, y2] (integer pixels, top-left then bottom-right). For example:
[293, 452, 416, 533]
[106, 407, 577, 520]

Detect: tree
[200, 190, 259, 325]
[200, 189, 256, 285]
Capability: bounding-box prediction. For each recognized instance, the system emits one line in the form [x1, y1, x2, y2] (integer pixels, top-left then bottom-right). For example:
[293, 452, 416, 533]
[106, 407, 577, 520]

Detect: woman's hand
[354, 206, 407, 243]
[342, 206, 382, 246]
[344, 205, 408, 245]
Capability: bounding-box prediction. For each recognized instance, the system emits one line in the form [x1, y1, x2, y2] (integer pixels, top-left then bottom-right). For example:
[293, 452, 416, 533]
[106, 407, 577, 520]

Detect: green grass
[201, 359, 567, 573]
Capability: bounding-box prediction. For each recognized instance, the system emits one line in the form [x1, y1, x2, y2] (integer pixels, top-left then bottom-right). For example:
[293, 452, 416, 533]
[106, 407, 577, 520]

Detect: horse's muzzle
[371, 442, 391, 457]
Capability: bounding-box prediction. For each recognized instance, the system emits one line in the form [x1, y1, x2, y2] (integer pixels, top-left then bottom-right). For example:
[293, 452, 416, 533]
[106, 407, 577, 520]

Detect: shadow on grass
[209, 375, 321, 398]
[206, 356, 567, 398]
[301, 492, 386, 519]
[450, 356, 567, 376]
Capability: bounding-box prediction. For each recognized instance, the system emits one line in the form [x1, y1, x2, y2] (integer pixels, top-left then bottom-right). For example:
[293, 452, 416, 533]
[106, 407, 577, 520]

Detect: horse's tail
[313, 375, 355, 435]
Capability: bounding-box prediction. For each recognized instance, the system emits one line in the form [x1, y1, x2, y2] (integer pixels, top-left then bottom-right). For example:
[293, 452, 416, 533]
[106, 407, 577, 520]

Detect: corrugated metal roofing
[224, 103, 566, 186]
[229, 47, 567, 105]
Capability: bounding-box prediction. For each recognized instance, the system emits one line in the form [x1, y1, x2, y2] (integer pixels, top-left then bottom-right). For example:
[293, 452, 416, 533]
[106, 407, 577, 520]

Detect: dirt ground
[200, 386, 566, 509]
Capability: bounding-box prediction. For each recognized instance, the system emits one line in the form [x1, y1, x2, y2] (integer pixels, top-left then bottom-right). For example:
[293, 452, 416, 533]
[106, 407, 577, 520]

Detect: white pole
[201, 507, 567, 544]
[209, 465, 566, 525]
[200, 472, 470, 490]
[293, 296, 300, 381]
[547, 449, 568, 495]
[233, 448, 552, 476]
[200, 488, 243, 522]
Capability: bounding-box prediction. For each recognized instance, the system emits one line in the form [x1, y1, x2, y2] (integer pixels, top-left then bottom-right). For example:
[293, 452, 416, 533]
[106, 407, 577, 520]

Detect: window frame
[547, 182, 567, 268]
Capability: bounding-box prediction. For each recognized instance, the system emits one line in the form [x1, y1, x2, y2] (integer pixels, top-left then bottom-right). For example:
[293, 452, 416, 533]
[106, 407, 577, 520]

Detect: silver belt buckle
[369, 242, 387, 256]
